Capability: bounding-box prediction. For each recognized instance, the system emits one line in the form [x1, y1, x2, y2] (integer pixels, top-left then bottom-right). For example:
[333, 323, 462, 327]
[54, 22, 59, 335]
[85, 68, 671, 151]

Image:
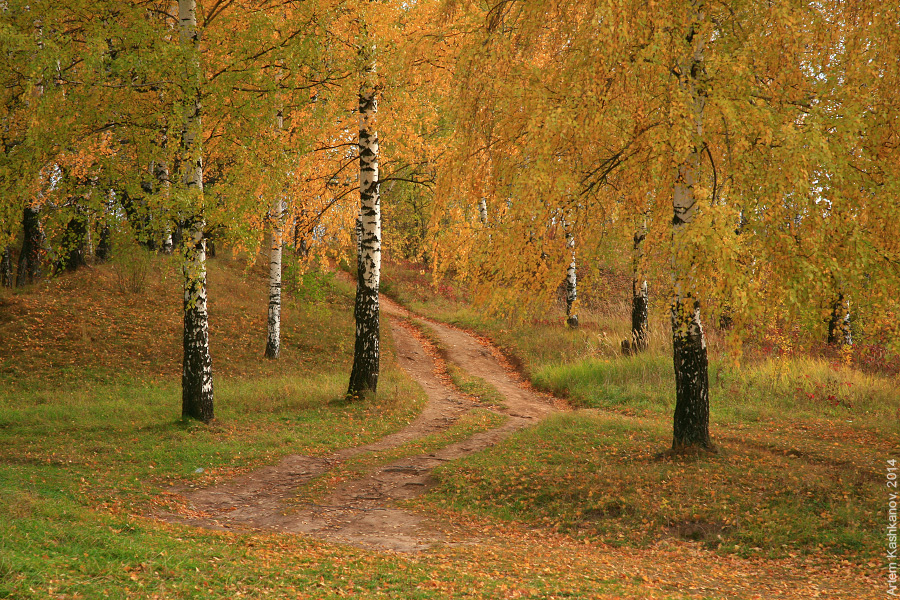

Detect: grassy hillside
[0, 252, 435, 598]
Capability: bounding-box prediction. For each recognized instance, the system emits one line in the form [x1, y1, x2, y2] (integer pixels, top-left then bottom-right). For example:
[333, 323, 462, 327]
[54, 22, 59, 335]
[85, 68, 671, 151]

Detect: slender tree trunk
[827, 292, 852, 347]
[16, 206, 43, 287]
[670, 1, 712, 453]
[631, 219, 649, 351]
[563, 218, 578, 327]
[265, 198, 284, 359]
[1, 246, 11, 287]
[294, 208, 310, 258]
[154, 158, 175, 254]
[347, 34, 381, 398]
[59, 208, 88, 272]
[96, 224, 111, 262]
[179, 0, 213, 422]
[478, 197, 488, 224]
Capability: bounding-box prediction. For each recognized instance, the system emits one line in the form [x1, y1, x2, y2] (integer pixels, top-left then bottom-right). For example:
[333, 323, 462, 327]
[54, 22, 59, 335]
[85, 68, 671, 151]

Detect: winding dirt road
[154, 296, 877, 598]
[157, 296, 557, 551]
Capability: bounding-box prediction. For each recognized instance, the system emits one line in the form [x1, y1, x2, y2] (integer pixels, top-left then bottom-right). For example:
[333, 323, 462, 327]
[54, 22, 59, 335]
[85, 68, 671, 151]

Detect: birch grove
[0, 0, 897, 434]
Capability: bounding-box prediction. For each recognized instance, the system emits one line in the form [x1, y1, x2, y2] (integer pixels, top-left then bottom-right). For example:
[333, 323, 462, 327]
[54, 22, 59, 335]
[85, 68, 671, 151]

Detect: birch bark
[827, 292, 852, 347]
[347, 22, 381, 397]
[631, 219, 649, 351]
[265, 197, 285, 359]
[179, 0, 214, 422]
[563, 217, 578, 327]
[670, 1, 712, 452]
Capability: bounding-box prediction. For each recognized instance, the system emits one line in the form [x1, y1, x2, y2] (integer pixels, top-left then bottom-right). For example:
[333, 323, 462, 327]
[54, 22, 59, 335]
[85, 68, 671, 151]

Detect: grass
[445, 364, 505, 406]
[533, 353, 898, 430]
[0, 254, 645, 599]
[0, 253, 889, 597]
[381, 259, 897, 565]
[426, 411, 885, 560]
[0, 253, 433, 598]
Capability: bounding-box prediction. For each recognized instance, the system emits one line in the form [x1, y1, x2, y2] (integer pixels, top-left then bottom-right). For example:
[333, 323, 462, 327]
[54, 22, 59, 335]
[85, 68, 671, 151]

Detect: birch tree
[827, 292, 852, 348]
[347, 6, 382, 397]
[265, 189, 286, 359]
[669, 0, 712, 452]
[631, 217, 649, 353]
[178, 0, 213, 423]
[562, 215, 578, 327]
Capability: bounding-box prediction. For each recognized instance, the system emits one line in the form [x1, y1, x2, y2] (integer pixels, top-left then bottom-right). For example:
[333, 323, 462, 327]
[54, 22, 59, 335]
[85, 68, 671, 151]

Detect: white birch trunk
[265, 197, 285, 359]
[562, 217, 578, 327]
[827, 292, 853, 347]
[179, 0, 213, 422]
[478, 197, 488, 224]
[631, 218, 649, 351]
[153, 158, 174, 254]
[670, 0, 711, 452]
[348, 25, 381, 397]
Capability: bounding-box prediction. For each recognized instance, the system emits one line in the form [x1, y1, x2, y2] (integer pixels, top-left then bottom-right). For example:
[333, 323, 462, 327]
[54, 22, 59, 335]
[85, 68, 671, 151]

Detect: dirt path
[157, 295, 557, 551]
[154, 295, 877, 598]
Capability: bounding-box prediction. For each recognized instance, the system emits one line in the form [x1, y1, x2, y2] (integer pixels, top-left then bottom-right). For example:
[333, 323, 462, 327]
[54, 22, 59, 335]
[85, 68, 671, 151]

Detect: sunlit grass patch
[533, 354, 673, 414]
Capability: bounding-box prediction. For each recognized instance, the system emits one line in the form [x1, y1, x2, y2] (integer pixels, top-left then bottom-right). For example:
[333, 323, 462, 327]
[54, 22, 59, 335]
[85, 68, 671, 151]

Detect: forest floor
[0, 254, 888, 599]
[156, 289, 879, 598]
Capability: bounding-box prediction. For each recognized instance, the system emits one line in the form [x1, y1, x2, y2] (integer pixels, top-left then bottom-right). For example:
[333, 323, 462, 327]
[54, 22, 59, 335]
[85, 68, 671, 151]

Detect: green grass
[532, 352, 899, 431]
[0, 255, 888, 596]
[381, 259, 897, 565]
[0, 257, 639, 599]
[445, 364, 505, 406]
[426, 411, 885, 560]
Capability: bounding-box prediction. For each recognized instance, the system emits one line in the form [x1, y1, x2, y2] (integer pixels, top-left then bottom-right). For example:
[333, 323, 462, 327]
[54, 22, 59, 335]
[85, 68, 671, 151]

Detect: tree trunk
[631, 220, 649, 351]
[96, 224, 111, 262]
[1, 246, 11, 287]
[16, 206, 43, 286]
[265, 198, 285, 359]
[154, 158, 174, 254]
[294, 208, 310, 258]
[827, 292, 852, 347]
[478, 196, 488, 224]
[670, 1, 712, 453]
[179, 0, 213, 423]
[347, 39, 381, 398]
[59, 209, 88, 272]
[563, 218, 578, 327]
